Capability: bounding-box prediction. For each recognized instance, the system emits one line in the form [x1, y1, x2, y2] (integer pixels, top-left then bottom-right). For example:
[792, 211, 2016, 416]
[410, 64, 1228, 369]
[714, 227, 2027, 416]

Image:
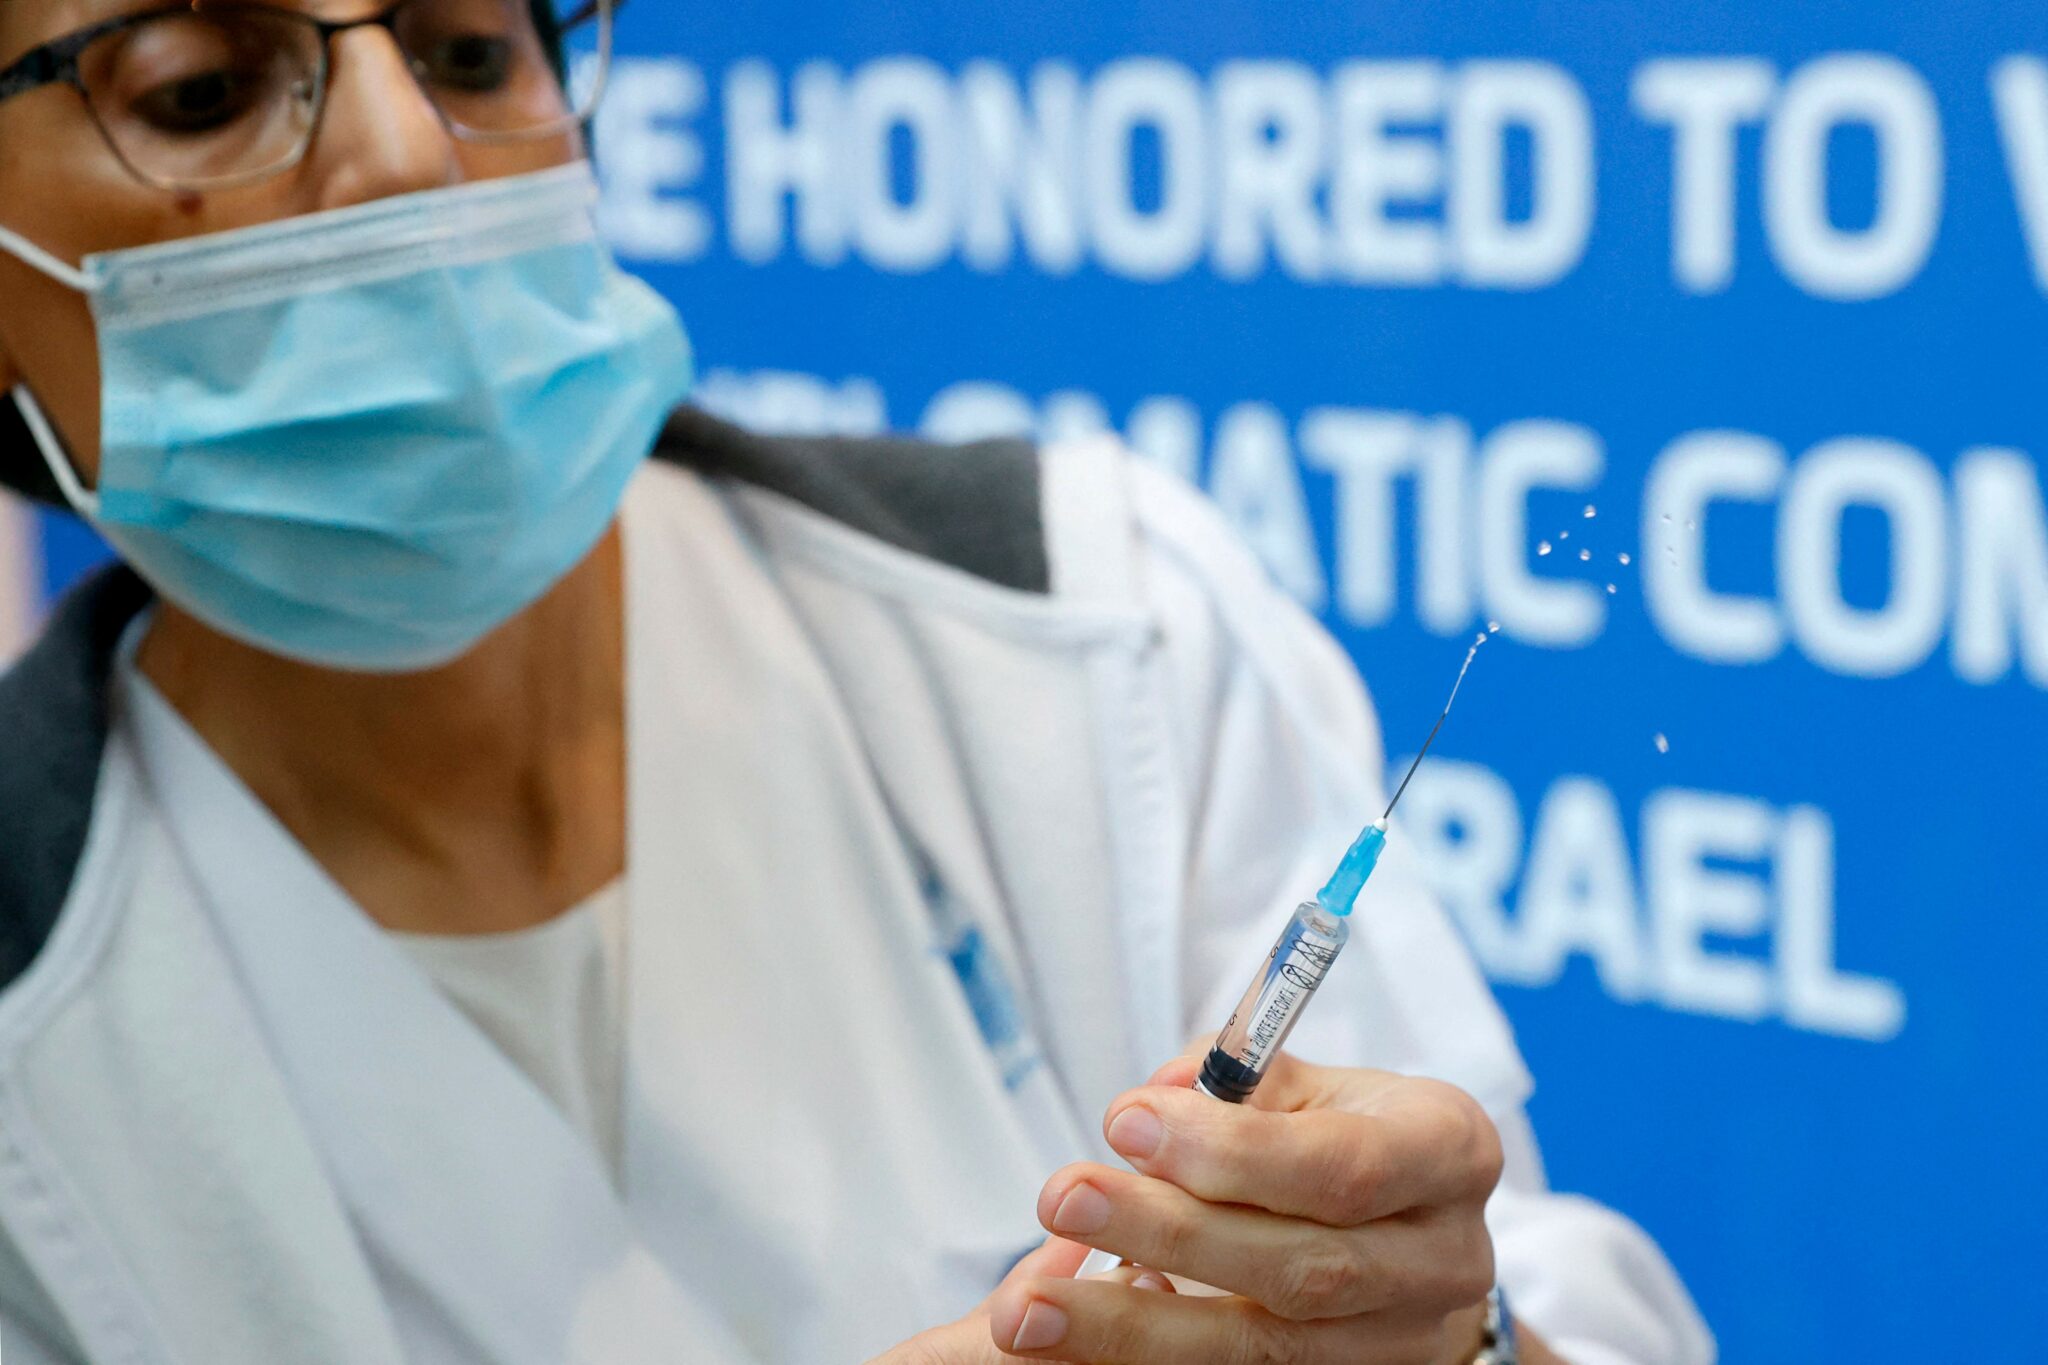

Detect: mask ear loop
[0, 224, 103, 516]
[12, 388, 101, 518]
[0, 222, 95, 294]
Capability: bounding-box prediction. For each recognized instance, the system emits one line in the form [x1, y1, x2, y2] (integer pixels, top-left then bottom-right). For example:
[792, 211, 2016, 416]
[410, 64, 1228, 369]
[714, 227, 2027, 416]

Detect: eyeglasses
[0, 0, 614, 192]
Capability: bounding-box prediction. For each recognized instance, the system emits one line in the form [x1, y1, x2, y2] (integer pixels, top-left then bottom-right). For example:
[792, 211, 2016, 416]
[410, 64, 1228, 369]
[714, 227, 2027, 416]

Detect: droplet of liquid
[1661, 513, 1672, 524]
[1583, 504, 1597, 519]
[1559, 530, 1570, 541]
[1686, 519, 1697, 531]
[1487, 620, 1501, 633]
[1578, 548, 1591, 561]
[1537, 541, 1552, 556]
[1654, 733, 1670, 754]
[1475, 631, 1489, 646]
[1606, 583, 1617, 594]
[1618, 552, 1631, 565]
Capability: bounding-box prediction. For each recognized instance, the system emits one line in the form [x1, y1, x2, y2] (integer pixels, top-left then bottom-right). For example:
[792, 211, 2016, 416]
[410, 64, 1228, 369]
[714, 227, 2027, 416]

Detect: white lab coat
[0, 438, 1713, 1364]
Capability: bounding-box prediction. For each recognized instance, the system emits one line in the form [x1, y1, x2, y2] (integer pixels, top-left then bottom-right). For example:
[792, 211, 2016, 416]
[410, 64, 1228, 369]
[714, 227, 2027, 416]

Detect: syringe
[1074, 634, 1486, 1278]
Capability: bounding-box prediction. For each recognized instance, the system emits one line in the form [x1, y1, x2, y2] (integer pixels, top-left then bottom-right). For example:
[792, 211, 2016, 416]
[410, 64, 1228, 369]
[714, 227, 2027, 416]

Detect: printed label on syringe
[1246, 941, 1334, 1057]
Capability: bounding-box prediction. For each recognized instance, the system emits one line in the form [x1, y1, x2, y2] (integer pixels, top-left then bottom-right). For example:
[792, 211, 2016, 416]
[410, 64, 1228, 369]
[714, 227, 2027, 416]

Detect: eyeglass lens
[74, 0, 609, 190]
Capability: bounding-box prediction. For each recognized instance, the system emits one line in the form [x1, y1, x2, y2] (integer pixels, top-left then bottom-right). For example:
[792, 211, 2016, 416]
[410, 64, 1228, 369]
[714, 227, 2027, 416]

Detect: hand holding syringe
[1074, 633, 1487, 1279]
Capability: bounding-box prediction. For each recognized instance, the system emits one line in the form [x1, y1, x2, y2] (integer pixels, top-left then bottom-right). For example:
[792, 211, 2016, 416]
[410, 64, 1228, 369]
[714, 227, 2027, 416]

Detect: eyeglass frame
[0, 0, 620, 190]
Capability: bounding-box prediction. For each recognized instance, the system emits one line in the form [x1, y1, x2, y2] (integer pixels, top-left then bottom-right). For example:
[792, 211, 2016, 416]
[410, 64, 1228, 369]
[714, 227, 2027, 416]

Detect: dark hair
[0, 404, 59, 504]
[0, 1, 572, 506]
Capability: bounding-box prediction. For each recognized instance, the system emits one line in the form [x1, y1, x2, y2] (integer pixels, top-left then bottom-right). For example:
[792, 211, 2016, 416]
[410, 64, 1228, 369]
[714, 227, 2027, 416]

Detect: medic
[0, 4, 1710, 1363]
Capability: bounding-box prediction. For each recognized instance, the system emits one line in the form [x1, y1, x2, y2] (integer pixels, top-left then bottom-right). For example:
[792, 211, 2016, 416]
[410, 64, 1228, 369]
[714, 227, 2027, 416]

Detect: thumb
[863, 1313, 1016, 1365]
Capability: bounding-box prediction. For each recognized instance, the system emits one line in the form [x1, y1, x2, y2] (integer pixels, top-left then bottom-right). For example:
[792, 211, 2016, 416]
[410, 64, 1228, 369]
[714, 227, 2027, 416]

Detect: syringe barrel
[1197, 899, 1350, 1103]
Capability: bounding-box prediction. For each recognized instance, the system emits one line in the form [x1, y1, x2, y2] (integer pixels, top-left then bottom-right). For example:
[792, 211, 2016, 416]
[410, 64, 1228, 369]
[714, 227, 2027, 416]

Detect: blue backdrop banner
[20, 1, 2043, 1358]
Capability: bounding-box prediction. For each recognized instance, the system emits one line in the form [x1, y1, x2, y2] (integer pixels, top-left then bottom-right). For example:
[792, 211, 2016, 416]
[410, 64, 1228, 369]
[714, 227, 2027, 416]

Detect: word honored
[591, 51, 2048, 297]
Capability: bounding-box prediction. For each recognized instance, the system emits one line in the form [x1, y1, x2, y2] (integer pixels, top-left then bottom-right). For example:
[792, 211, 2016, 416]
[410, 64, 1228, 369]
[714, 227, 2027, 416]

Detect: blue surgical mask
[0, 163, 691, 672]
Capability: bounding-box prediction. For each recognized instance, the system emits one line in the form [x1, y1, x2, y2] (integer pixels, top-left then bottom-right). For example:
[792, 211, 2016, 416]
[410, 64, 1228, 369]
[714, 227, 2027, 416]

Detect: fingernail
[1051, 1181, 1111, 1236]
[1106, 1106, 1163, 1161]
[1131, 1271, 1172, 1292]
[1011, 1300, 1068, 1351]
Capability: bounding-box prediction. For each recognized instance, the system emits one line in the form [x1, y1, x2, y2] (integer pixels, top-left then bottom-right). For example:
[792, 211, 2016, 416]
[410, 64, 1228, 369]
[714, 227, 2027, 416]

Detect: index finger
[987, 1277, 1438, 1365]
[1101, 1081, 1499, 1226]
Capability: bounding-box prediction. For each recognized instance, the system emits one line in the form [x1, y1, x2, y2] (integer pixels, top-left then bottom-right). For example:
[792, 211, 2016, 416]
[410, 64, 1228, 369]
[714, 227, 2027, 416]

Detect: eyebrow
[10, 0, 170, 50]
[5, 0, 261, 65]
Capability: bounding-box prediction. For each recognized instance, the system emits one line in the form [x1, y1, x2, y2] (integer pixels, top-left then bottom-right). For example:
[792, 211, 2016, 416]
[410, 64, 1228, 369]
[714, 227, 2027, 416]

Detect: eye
[128, 66, 262, 134]
[87, 13, 276, 138]
[415, 33, 515, 92]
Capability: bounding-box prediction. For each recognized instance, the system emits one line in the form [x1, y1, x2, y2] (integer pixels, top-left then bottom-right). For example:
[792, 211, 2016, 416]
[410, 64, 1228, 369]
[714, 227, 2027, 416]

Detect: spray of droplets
[1520, 500, 1676, 756]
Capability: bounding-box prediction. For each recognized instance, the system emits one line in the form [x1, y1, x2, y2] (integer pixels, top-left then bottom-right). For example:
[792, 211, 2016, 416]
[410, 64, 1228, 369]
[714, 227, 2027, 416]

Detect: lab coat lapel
[726, 441, 1186, 1142]
[123, 680, 753, 1365]
[0, 744, 409, 1365]
[619, 472, 1058, 1361]
[746, 541, 1100, 1178]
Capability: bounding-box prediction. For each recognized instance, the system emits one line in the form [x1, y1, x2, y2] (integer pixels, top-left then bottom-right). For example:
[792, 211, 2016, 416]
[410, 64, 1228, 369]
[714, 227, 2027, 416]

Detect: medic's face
[0, 0, 584, 487]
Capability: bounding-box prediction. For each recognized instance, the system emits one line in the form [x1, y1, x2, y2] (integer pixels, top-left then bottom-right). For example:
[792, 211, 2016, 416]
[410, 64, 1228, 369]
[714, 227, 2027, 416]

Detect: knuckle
[1461, 1103, 1505, 1199]
[1154, 1100, 1226, 1183]
[1308, 1118, 1384, 1223]
[1415, 1217, 1496, 1314]
[1227, 1301, 1299, 1365]
[1413, 1075, 1473, 1124]
[1451, 1262, 1496, 1310]
[1452, 1221, 1498, 1305]
[1147, 1195, 1201, 1271]
[1184, 1093, 1270, 1174]
[1267, 1240, 1372, 1321]
[1418, 1080, 1504, 1201]
[1410, 1074, 1472, 1117]
[1090, 1290, 1151, 1363]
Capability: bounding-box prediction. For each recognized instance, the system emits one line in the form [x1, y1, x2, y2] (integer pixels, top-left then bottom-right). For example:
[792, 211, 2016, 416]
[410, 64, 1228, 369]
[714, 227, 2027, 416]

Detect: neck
[136, 528, 629, 935]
